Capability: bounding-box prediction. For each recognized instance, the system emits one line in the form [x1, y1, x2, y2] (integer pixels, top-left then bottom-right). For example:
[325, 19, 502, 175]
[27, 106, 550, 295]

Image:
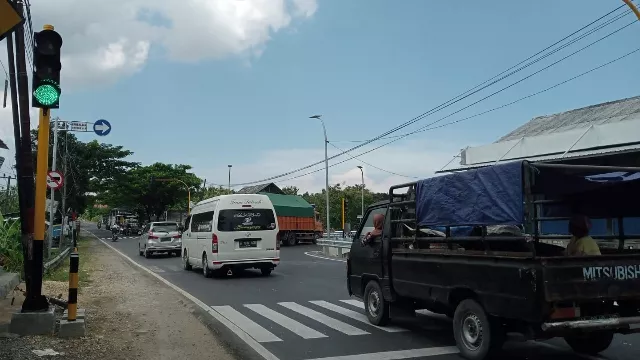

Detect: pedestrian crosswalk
[209, 299, 435, 344]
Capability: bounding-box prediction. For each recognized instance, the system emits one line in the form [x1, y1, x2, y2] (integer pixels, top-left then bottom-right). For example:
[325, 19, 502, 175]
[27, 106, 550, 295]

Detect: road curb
[83, 229, 279, 360]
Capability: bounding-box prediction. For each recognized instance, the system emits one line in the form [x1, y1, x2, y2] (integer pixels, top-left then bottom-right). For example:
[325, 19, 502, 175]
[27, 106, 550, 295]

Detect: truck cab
[347, 161, 640, 360]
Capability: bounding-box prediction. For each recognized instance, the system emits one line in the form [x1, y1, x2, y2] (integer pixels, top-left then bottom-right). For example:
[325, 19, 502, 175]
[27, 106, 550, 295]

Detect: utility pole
[47, 117, 59, 256]
[5, 25, 30, 292]
[16, 1, 48, 312]
[60, 131, 68, 247]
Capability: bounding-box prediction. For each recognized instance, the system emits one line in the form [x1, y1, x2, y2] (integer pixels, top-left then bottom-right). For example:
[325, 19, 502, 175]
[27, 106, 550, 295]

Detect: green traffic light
[33, 84, 60, 106]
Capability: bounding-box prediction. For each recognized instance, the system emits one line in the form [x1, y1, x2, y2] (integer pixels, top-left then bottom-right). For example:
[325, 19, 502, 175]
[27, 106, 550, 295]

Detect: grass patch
[44, 237, 93, 286]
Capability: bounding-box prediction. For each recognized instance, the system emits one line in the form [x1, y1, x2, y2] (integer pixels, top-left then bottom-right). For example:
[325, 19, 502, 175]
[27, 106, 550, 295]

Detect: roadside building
[441, 95, 640, 241]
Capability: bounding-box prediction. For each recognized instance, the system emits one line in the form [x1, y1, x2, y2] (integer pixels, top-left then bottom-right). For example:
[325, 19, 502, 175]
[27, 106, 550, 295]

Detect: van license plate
[240, 240, 257, 248]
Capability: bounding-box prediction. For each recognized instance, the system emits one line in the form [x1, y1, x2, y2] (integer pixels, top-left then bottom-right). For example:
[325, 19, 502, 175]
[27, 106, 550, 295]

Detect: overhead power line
[267, 45, 640, 185]
[231, 5, 636, 186]
[328, 142, 418, 179]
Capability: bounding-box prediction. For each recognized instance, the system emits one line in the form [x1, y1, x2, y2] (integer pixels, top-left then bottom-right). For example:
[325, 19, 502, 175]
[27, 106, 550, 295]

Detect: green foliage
[0, 214, 23, 274]
[301, 184, 387, 231]
[31, 129, 138, 215]
[0, 187, 19, 215]
[194, 185, 234, 202]
[100, 163, 201, 220]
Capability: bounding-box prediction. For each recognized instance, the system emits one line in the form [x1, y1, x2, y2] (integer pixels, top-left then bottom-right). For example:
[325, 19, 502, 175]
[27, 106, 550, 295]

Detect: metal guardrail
[316, 238, 353, 248]
[45, 247, 71, 271]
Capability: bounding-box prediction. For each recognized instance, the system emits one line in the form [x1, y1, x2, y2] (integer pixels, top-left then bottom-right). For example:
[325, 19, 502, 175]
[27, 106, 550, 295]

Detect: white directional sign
[54, 120, 89, 132]
[69, 121, 88, 132]
[46, 170, 64, 190]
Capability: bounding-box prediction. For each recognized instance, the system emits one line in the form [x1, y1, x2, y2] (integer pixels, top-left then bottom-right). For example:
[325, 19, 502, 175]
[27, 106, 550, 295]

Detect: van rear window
[217, 209, 276, 232]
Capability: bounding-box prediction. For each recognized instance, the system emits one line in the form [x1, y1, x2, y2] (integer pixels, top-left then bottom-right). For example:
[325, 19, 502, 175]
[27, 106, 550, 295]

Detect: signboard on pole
[69, 121, 88, 132]
[93, 119, 111, 136]
[46, 170, 64, 189]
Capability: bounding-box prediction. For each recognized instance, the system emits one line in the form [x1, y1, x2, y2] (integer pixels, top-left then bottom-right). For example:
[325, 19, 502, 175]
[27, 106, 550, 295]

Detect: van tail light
[148, 232, 158, 240]
[212, 234, 219, 253]
[172, 234, 181, 239]
[276, 232, 281, 250]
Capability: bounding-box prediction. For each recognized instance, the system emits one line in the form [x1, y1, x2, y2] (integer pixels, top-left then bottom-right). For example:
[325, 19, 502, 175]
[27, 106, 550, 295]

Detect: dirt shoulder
[0, 237, 235, 360]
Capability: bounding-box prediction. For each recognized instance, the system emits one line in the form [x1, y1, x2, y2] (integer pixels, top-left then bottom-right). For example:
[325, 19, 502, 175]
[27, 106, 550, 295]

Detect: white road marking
[342, 299, 443, 318]
[212, 305, 282, 343]
[340, 299, 364, 308]
[87, 231, 280, 360]
[309, 301, 406, 332]
[303, 251, 347, 263]
[244, 304, 327, 339]
[302, 346, 459, 360]
[147, 265, 165, 273]
[278, 302, 369, 336]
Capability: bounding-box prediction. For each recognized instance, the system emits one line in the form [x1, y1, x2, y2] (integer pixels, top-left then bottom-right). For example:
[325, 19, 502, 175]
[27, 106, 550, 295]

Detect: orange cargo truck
[260, 193, 323, 246]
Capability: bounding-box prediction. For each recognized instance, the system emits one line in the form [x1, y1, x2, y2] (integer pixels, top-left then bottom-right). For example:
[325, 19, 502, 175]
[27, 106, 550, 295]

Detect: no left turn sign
[47, 170, 64, 190]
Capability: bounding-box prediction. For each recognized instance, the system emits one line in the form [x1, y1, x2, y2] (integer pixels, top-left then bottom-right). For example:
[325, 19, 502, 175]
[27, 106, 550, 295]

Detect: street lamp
[228, 165, 232, 191]
[156, 178, 191, 215]
[357, 166, 364, 218]
[310, 114, 330, 234]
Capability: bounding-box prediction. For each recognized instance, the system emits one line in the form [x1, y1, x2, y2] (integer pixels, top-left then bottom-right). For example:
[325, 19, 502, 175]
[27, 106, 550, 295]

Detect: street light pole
[310, 115, 330, 235]
[357, 166, 364, 217]
[156, 179, 191, 215]
[228, 165, 232, 191]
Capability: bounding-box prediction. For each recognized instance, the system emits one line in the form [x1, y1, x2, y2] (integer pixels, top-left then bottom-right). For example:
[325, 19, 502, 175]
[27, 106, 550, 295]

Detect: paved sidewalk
[0, 237, 235, 360]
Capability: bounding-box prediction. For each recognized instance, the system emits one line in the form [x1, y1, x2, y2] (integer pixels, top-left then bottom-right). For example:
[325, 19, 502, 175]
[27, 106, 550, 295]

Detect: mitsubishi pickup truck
[347, 161, 640, 360]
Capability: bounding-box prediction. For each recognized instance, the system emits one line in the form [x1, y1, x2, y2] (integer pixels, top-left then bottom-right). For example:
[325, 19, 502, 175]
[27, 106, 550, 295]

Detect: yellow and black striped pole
[67, 253, 79, 321]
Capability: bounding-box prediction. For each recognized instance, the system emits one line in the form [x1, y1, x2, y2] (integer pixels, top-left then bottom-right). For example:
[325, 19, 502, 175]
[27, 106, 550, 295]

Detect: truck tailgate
[541, 255, 640, 302]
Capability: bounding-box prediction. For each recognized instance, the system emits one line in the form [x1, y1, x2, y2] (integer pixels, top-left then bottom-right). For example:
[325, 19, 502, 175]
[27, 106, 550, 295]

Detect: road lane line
[86, 230, 280, 360]
[342, 299, 443, 317]
[302, 346, 459, 360]
[147, 265, 165, 273]
[303, 251, 346, 263]
[340, 299, 364, 308]
[309, 301, 406, 332]
[244, 304, 327, 339]
[212, 306, 282, 343]
[278, 302, 369, 336]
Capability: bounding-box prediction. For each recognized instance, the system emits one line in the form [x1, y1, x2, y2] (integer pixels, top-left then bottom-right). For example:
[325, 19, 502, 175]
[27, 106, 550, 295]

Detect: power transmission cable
[266, 45, 640, 184]
[231, 6, 637, 186]
[328, 142, 418, 179]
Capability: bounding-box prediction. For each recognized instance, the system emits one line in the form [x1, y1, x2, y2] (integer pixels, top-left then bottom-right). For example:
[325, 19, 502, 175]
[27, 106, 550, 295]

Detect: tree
[281, 186, 299, 195]
[194, 186, 233, 202]
[31, 129, 138, 215]
[100, 162, 201, 220]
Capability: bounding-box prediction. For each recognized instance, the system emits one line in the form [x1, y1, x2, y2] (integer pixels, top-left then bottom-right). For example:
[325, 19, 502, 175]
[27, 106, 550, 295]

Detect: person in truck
[361, 213, 384, 246]
[565, 214, 601, 256]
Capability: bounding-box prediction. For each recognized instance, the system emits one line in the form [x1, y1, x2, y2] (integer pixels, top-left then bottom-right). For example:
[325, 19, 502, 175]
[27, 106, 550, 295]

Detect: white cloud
[17, 0, 318, 89]
[0, 92, 38, 176]
[195, 138, 472, 194]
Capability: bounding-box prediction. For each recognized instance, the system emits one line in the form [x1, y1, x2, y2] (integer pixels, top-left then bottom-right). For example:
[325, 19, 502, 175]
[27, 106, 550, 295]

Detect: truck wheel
[453, 299, 504, 360]
[287, 233, 296, 246]
[565, 332, 614, 355]
[364, 281, 390, 326]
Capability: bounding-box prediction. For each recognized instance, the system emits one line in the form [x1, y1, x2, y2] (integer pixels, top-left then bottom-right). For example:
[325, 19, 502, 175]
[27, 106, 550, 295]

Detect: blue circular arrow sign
[93, 119, 111, 136]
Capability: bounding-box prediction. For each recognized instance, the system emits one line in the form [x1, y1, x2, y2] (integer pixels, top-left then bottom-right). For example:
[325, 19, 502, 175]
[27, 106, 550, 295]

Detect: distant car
[138, 221, 182, 258]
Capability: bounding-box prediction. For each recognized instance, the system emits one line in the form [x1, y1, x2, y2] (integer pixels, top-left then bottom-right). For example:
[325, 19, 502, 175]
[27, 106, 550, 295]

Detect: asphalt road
[85, 224, 639, 360]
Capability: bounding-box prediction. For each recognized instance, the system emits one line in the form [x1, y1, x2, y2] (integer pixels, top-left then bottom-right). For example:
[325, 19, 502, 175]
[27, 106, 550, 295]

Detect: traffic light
[32, 26, 62, 108]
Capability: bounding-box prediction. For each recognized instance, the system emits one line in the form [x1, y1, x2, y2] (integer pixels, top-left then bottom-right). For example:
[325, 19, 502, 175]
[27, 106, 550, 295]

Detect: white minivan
[181, 194, 280, 277]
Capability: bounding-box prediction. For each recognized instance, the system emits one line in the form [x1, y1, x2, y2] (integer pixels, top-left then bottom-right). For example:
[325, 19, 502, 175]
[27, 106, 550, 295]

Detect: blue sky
[2, 0, 639, 192]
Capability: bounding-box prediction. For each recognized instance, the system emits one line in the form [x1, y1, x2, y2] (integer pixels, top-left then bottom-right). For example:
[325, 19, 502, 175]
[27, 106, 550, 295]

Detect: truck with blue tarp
[347, 161, 640, 360]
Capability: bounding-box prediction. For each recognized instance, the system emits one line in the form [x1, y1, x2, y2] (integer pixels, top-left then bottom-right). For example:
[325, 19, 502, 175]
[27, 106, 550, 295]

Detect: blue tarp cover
[416, 161, 524, 227]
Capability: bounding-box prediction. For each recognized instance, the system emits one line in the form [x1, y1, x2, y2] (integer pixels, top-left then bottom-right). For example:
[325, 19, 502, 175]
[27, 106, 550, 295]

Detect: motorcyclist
[110, 223, 119, 236]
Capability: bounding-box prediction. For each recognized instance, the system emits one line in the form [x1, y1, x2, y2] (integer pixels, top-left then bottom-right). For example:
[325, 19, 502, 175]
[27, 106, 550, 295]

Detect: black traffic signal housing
[32, 27, 63, 109]
[344, 198, 349, 215]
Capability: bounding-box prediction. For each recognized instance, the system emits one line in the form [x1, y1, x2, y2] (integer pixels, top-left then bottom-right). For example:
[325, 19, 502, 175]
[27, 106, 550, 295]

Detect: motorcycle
[97, 222, 102, 229]
[111, 232, 118, 241]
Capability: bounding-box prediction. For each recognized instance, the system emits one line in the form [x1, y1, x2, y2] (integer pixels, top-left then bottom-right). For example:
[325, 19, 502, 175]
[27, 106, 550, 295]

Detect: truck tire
[364, 281, 390, 326]
[286, 232, 297, 246]
[565, 332, 614, 355]
[453, 299, 504, 360]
